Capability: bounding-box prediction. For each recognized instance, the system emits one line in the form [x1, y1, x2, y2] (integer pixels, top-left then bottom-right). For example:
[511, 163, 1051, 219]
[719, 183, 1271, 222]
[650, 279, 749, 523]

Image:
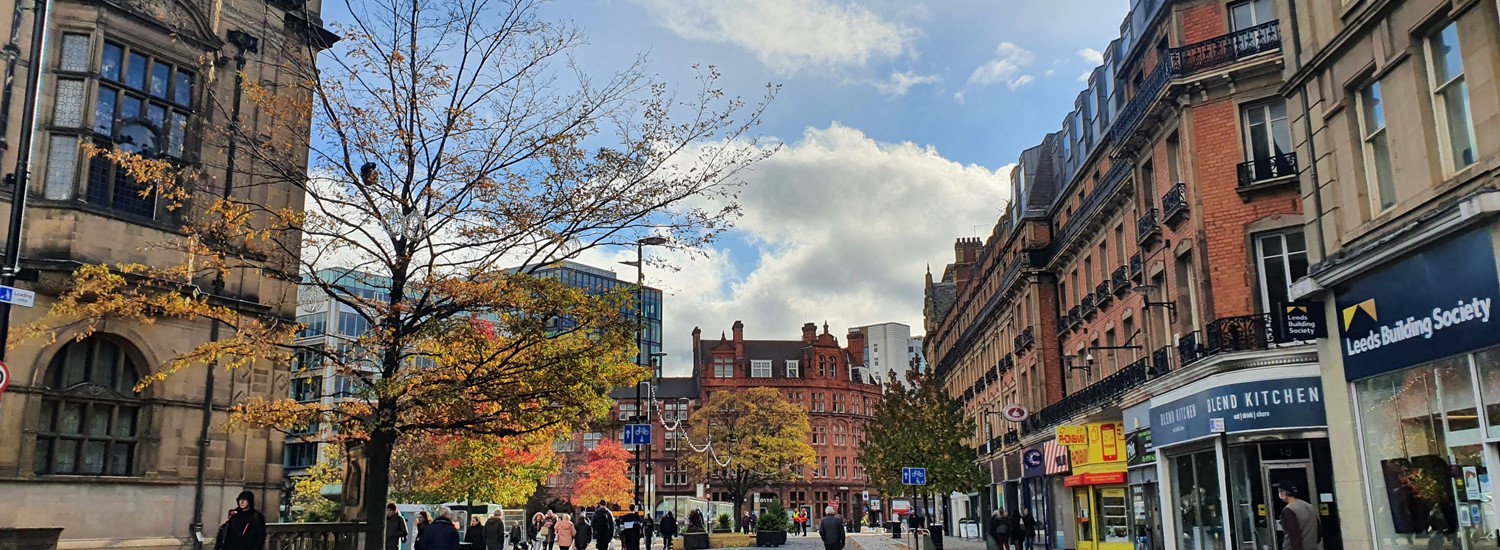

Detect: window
[1228, 0, 1272, 31]
[818, 456, 828, 478]
[1254, 231, 1309, 314]
[337, 309, 371, 337]
[33, 336, 144, 476]
[297, 313, 327, 338]
[812, 426, 826, 445]
[811, 393, 826, 412]
[619, 403, 638, 421]
[664, 402, 688, 421]
[284, 442, 318, 469]
[785, 360, 800, 378]
[1358, 81, 1397, 211]
[713, 356, 733, 378]
[833, 394, 846, 413]
[1114, 225, 1127, 265]
[750, 360, 772, 378]
[1173, 450, 1225, 547]
[1427, 22, 1476, 172]
[665, 430, 681, 451]
[583, 432, 602, 450]
[291, 376, 322, 403]
[1242, 101, 1291, 162]
[61, 40, 196, 220]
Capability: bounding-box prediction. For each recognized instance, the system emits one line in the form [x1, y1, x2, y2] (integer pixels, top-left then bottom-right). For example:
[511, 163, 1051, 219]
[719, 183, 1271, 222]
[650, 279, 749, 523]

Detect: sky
[547, 0, 1133, 376]
[320, 0, 1132, 376]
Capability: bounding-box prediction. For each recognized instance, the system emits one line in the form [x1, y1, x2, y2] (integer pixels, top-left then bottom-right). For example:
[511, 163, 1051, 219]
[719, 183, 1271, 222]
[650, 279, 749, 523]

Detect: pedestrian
[417, 512, 434, 545]
[817, 507, 845, 550]
[387, 504, 411, 550]
[214, 510, 237, 550]
[797, 509, 809, 537]
[620, 505, 644, 550]
[576, 510, 593, 550]
[1276, 482, 1320, 550]
[988, 510, 1009, 550]
[748, 511, 758, 534]
[1011, 510, 1031, 550]
[219, 490, 267, 550]
[542, 511, 559, 550]
[658, 512, 677, 550]
[417, 508, 462, 550]
[510, 522, 527, 550]
[593, 501, 616, 550]
[485, 511, 507, 550]
[466, 516, 486, 548]
[556, 514, 578, 550]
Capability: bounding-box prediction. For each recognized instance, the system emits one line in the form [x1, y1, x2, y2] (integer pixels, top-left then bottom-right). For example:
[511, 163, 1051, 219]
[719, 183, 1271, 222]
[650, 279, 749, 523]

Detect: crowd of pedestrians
[379, 501, 693, 550]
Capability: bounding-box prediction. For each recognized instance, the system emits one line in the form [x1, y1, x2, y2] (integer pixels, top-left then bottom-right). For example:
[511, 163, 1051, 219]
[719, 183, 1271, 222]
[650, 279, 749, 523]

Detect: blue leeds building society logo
[1340, 296, 1494, 356]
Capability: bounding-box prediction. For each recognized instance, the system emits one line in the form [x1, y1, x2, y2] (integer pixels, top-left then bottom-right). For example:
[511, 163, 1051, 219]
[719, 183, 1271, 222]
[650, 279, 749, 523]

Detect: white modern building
[855, 322, 914, 385]
[908, 336, 927, 375]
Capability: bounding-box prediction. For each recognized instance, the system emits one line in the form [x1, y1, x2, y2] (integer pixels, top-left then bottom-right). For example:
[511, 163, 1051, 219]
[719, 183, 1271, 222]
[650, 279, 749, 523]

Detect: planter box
[0, 528, 64, 550]
[754, 530, 786, 547]
[683, 533, 710, 550]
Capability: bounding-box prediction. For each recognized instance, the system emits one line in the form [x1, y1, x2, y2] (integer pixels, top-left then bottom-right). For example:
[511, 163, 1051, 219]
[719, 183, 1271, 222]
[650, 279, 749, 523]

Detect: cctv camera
[1084, 353, 1094, 363]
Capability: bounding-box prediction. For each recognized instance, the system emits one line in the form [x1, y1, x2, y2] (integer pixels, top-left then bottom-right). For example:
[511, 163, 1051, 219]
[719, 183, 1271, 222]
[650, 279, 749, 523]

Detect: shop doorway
[1262, 462, 1314, 550]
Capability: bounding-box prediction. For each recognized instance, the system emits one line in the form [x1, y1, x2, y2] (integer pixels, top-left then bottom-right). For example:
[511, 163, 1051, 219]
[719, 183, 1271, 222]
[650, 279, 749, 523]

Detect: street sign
[0, 285, 35, 308]
[623, 423, 652, 445]
[1002, 404, 1030, 422]
[0, 360, 9, 400]
[901, 467, 927, 486]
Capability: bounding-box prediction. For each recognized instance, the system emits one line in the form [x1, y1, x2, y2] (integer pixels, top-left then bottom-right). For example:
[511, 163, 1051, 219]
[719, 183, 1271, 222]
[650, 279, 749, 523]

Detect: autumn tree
[679, 388, 814, 530]
[571, 438, 633, 508]
[391, 431, 560, 506]
[18, 0, 776, 547]
[858, 371, 983, 502]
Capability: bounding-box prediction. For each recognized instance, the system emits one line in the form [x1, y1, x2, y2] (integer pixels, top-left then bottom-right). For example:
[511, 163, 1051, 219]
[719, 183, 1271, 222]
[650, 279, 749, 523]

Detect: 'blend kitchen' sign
[1334, 229, 1500, 381]
[1150, 377, 1327, 447]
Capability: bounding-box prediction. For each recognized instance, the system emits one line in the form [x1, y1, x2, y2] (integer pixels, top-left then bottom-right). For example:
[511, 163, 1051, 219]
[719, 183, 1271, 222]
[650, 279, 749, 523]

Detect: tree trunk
[362, 426, 396, 550]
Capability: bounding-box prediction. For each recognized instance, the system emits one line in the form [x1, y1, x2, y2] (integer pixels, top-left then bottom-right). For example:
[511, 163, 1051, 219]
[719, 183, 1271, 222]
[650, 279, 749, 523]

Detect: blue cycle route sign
[623, 424, 652, 445]
[901, 467, 926, 486]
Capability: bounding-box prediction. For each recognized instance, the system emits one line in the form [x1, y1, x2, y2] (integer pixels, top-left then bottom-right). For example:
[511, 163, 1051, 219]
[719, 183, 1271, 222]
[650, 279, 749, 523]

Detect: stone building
[1283, 0, 1500, 547]
[0, 0, 328, 546]
[694, 321, 882, 524]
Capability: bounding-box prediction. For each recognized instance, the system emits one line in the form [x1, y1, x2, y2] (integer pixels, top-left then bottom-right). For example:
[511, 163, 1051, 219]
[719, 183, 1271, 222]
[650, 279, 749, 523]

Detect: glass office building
[528, 261, 664, 370]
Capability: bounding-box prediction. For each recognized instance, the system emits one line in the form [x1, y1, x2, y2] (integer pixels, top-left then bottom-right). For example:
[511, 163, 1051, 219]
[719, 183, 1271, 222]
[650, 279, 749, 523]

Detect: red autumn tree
[571, 438, 634, 508]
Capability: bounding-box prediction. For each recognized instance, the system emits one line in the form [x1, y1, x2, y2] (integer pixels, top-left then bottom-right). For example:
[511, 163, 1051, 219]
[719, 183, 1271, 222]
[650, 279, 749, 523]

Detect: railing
[1015, 326, 1035, 351]
[1237, 152, 1297, 187]
[1162, 182, 1187, 222]
[1082, 293, 1098, 318]
[1129, 253, 1143, 278]
[1057, 316, 1071, 335]
[267, 523, 366, 550]
[1176, 313, 1305, 367]
[1111, 266, 1130, 295]
[999, 354, 1015, 373]
[1150, 346, 1172, 377]
[1003, 430, 1020, 446]
[1068, 306, 1083, 328]
[1167, 21, 1282, 76]
[1136, 208, 1160, 244]
[1042, 160, 1132, 265]
[1095, 280, 1113, 307]
[1112, 64, 1171, 146]
[1020, 357, 1151, 436]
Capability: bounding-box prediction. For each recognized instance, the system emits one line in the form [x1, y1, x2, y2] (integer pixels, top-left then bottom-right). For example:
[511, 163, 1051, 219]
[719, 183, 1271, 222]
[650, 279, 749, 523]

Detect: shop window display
[1174, 450, 1226, 550]
[1356, 354, 1490, 549]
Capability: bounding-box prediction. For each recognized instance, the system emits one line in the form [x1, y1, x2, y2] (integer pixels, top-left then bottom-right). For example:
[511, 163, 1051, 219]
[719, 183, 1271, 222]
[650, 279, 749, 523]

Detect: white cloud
[966, 42, 1035, 90]
[1077, 47, 1104, 65]
[1044, 69, 1057, 77]
[583, 125, 1012, 376]
[871, 70, 943, 97]
[953, 92, 966, 104]
[631, 0, 915, 75]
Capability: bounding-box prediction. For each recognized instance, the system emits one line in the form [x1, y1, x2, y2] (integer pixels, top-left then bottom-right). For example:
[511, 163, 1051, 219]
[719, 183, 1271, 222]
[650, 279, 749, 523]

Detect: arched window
[33, 335, 145, 476]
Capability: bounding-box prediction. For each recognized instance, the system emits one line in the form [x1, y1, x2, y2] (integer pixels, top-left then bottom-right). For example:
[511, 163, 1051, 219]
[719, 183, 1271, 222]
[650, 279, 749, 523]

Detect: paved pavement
[847, 530, 988, 550]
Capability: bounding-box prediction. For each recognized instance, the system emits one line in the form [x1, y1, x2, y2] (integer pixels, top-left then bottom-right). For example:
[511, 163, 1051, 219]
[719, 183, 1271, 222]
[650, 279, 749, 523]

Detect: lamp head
[638, 236, 669, 246]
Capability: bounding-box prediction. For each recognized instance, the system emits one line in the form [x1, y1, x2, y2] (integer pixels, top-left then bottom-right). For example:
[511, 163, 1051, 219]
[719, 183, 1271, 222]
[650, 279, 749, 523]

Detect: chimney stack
[732, 320, 744, 357]
[802, 322, 817, 344]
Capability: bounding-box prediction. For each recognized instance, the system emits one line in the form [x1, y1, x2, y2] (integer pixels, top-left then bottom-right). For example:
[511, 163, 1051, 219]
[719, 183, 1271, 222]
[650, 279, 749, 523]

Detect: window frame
[1357, 80, 1397, 213]
[1425, 21, 1477, 174]
[750, 359, 772, 378]
[1240, 100, 1290, 162]
[1253, 230, 1309, 314]
[785, 360, 800, 378]
[33, 336, 146, 477]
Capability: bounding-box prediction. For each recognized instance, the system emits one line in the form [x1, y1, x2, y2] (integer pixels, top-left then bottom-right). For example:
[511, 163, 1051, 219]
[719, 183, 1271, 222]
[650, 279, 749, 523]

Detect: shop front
[1330, 227, 1500, 550]
[1061, 422, 1131, 550]
[1124, 403, 1162, 550]
[1150, 367, 1338, 550]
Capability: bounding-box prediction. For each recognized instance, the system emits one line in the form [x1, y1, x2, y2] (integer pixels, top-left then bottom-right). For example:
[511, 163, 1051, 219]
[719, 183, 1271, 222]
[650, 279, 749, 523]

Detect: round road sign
[1001, 404, 1029, 422]
[0, 360, 9, 398]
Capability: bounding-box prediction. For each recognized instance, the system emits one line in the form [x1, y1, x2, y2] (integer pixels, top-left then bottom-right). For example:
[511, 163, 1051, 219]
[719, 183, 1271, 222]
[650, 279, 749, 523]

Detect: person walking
[619, 505, 644, 550]
[1276, 482, 1320, 550]
[417, 508, 462, 550]
[386, 504, 411, 550]
[542, 512, 559, 550]
[485, 511, 508, 550]
[576, 510, 593, 550]
[220, 491, 267, 550]
[988, 510, 1010, 550]
[593, 501, 616, 550]
[556, 514, 578, 550]
[417, 512, 434, 545]
[1011, 511, 1032, 550]
[466, 516, 487, 548]
[817, 507, 845, 550]
[657, 512, 678, 550]
[510, 522, 527, 550]
[799, 509, 810, 537]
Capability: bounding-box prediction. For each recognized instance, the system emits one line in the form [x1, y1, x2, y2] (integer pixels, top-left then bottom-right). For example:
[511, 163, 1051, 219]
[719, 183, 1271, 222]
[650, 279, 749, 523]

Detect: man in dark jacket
[593, 502, 616, 550]
[417, 508, 462, 550]
[818, 507, 845, 550]
[657, 512, 677, 550]
[619, 506, 644, 550]
[387, 504, 411, 550]
[221, 491, 267, 550]
[576, 512, 593, 550]
[485, 511, 508, 550]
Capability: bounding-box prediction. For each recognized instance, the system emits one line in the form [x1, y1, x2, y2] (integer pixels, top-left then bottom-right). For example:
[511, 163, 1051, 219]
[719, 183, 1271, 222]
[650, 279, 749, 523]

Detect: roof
[609, 376, 699, 400]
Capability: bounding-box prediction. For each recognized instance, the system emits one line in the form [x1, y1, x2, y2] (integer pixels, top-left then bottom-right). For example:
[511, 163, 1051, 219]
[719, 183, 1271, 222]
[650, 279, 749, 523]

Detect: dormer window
[750, 360, 772, 378]
[713, 356, 733, 378]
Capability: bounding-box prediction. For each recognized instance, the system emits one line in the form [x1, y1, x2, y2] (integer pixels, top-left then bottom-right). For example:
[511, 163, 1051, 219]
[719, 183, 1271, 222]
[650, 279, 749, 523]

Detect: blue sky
[321, 0, 1131, 374]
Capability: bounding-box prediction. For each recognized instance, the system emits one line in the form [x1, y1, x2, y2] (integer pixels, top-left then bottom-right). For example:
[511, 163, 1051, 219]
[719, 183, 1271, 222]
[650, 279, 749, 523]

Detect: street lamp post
[632, 236, 666, 511]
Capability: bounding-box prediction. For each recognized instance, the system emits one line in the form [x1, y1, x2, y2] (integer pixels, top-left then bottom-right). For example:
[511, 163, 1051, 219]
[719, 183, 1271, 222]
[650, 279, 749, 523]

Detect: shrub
[716, 513, 732, 531]
[755, 501, 789, 532]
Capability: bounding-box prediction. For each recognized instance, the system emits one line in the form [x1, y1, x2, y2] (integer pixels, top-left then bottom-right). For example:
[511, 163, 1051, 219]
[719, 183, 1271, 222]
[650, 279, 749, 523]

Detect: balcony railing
[1177, 313, 1306, 367]
[1096, 280, 1113, 306]
[1057, 316, 1071, 335]
[267, 523, 366, 550]
[1162, 182, 1187, 223]
[1068, 306, 1083, 328]
[1167, 21, 1282, 76]
[1136, 208, 1160, 245]
[999, 354, 1015, 373]
[1081, 293, 1098, 318]
[1113, 64, 1172, 146]
[1111, 266, 1130, 295]
[1015, 326, 1035, 351]
[1237, 152, 1298, 187]
[1020, 357, 1151, 436]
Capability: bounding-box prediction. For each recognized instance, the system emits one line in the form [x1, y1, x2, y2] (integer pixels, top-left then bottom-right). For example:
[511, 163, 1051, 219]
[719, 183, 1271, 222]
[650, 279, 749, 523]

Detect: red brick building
[694, 321, 883, 523]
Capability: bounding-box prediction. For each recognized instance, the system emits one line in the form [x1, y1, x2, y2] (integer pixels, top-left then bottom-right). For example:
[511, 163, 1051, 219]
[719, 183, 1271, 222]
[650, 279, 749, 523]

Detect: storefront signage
[1063, 472, 1127, 487]
[1335, 228, 1500, 381]
[1151, 377, 1327, 447]
[1069, 422, 1126, 468]
[1056, 425, 1088, 447]
[1022, 447, 1046, 478]
[1273, 301, 1327, 341]
[1126, 429, 1155, 467]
